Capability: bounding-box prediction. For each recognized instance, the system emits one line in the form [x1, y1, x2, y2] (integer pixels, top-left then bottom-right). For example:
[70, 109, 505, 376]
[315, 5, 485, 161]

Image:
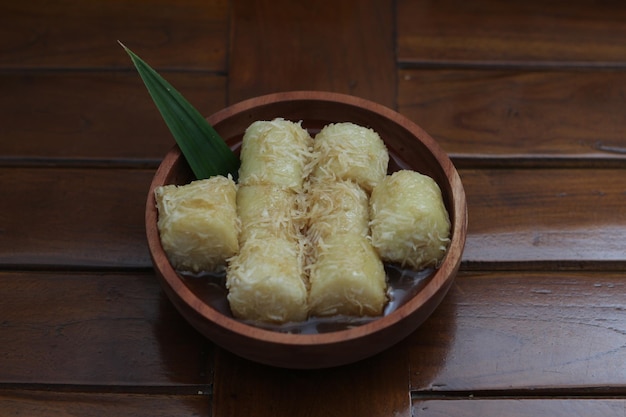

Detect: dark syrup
[180, 264, 435, 335]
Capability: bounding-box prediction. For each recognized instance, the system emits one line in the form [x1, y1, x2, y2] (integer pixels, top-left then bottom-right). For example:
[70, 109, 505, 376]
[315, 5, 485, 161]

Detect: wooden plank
[461, 169, 626, 267]
[397, 0, 626, 67]
[2, 270, 621, 397]
[0, 390, 209, 416]
[0, 271, 212, 386]
[0, 72, 226, 162]
[2, 167, 623, 269]
[0, 0, 228, 70]
[228, 0, 396, 107]
[212, 346, 410, 417]
[398, 69, 626, 160]
[412, 399, 626, 417]
[0, 168, 154, 269]
[408, 271, 626, 392]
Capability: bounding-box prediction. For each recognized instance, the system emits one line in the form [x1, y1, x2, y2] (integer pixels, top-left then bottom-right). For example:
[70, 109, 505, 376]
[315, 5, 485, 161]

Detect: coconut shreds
[370, 170, 451, 269]
[304, 179, 370, 246]
[155, 118, 452, 324]
[226, 236, 309, 323]
[236, 185, 302, 243]
[307, 233, 387, 317]
[227, 119, 312, 323]
[155, 175, 240, 273]
[312, 122, 389, 193]
[238, 118, 314, 190]
[304, 123, 389, 317]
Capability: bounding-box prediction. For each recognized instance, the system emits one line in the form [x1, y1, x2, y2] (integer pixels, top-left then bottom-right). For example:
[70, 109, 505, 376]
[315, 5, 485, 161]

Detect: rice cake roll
[308, 234, 387, 317]
[312, 122, 389, 193]
[238, 118, 313, 190]
[370, 170, 451, 269]
[305, 179, 369, 245]
[236, 185, 304, 243]
[226, 236, 308, 323]
[155, 176, 239, 273]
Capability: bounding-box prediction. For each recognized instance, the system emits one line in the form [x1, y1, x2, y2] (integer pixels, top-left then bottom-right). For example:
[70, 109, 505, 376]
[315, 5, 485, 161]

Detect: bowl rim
[146, 90, 467, 347]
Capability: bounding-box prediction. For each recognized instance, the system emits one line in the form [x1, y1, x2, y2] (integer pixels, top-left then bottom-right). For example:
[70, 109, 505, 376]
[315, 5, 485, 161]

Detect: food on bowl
[154, 176, 239, 273]
[304, 123, 388, 316]
[312, 122, 389, 193]
[238, 118, 313, 190]
[144, 91, 467, 368]
[227, 119, 311, 323]
[370, 170, 451, 269]
[308, 233, 387, 317]
[154, 117, 451, 326]
[236, 185, 302, 243]
[226, 236, 309, 323]
[305, 179, 370, 245]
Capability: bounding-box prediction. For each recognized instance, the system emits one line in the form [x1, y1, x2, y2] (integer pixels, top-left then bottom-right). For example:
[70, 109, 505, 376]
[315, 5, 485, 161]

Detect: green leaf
[120, 41, 239, 180]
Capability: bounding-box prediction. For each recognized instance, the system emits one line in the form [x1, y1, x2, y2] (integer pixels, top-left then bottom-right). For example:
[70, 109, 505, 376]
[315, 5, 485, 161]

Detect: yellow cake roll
[155, 176, 239, 273]
[308, 234, 387, 317]
[305, 179, 369, 245]
[236, 185, 304, 243]
[238, 118, 313, 190]
[312, 122, 389, 193]
[369, 170, 451, 269]
[226, 236, 309, 323]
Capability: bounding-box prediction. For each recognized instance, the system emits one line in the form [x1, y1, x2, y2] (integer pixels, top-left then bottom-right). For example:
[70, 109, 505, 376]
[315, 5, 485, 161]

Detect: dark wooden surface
[1, 1, 625, 416]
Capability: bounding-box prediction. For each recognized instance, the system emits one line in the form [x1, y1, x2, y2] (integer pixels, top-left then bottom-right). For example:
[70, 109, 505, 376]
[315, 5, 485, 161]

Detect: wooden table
[2, 1, 625, 415]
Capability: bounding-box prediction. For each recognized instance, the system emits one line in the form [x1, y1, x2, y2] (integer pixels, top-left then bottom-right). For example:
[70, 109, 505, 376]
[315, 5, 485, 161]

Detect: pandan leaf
[120, 41, 239, 180]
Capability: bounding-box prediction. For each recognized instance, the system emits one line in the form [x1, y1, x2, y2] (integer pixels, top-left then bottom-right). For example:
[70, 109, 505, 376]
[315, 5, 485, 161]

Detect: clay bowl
[146, 91, 467, 369]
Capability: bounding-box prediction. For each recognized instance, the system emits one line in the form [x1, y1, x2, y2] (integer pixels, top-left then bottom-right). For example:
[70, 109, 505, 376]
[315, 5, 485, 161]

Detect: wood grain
[412, 399, 626, 417]
[0, 0, 228, 70]
[0, 168, 154, 269]
[212, 346, 411, 417]
[3, 167, 622, 269]
[0, 271, 212, 386]
[408, 271, 626, 392]
[0, 72, 226, 162]
[3, 270, 623, 396]
[398, 69, 626, 160]
[461, 169, 626, 268]
[397, 0, 626, 67]
[0, 390, 210, 417]
[228, 0, 396, 107]
[2, 0, 626, 414]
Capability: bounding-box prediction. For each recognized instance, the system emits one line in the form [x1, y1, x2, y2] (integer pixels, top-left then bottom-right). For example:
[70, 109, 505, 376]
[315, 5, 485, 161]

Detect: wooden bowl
[146, 91, 467, 369]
